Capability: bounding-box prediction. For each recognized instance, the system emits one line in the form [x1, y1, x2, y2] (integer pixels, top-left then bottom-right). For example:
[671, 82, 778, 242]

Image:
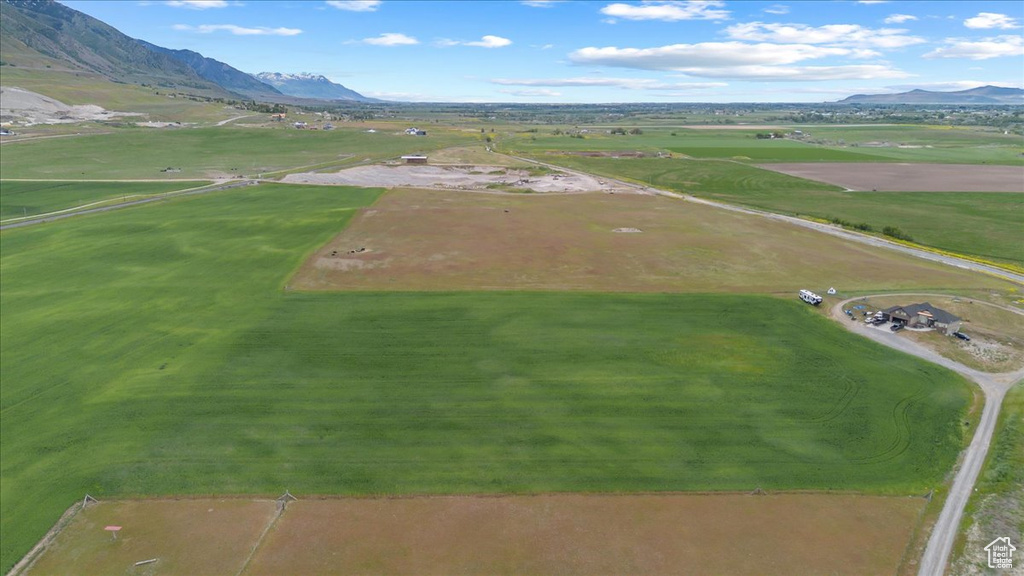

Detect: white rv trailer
[799, 289, 823, 306]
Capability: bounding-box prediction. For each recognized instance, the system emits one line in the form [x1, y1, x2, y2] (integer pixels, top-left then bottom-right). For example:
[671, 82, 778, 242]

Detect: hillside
[0, 0, 230, 97]
[839, 85, 1024, 105]
[139, 41, 284, 100]
[254, 72, 376, 101]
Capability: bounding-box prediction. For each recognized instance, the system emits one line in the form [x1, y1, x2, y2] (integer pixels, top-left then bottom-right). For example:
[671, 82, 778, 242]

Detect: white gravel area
[281, 164, 629, 194]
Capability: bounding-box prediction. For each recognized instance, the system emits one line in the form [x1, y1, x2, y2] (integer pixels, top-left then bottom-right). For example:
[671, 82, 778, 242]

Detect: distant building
[882, 302, 962, 335]
[405, 127, 427, 136]
[401, 155, 428, 164]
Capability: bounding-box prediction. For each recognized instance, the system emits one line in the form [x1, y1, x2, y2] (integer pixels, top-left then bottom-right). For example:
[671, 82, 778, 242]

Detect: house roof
[883, 302, 960, 324]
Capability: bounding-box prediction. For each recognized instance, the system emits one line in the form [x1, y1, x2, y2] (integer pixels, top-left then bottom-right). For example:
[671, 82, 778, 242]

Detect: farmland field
[292, 188, 1011, 293]
[0, 126, 477, 179]
[503, 124, 1024, 165]
[518, 155, 1024, 265]
[26, 494, 927, 576]
[0, 180, 211, 220]
[0, 182, 976, 572]
[759, 163, 1024, 193]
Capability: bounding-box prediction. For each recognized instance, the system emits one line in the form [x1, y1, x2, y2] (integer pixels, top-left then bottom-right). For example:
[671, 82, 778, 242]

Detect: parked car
[954, 331, 970, 341]
[891, 323, 904, 332]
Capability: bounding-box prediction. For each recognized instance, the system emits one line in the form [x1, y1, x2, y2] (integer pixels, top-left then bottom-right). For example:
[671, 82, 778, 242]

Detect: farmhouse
[882, 302, 962, 335]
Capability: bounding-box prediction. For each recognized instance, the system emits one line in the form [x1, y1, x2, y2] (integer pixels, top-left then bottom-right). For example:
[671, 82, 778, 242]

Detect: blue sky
[61, 0, 1024, 102]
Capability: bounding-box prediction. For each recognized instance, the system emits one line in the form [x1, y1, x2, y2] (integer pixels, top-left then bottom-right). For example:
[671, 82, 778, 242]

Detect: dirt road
[0, 180, 257, 230]
[828, 297, 1023, 576]
[503, 154, 1024, 285]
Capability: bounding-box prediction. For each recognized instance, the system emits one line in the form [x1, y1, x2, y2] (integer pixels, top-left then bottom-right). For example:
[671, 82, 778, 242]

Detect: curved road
[829, 297, 1023, 576]
[516, 144, 1024, 573]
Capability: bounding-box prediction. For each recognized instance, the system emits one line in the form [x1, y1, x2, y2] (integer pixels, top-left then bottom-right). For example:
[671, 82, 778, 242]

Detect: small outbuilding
[401, 155, 428, 164]
[881, 302, 962, 335]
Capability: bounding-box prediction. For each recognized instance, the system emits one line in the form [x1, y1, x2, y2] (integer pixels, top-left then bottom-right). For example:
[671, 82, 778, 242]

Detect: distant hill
[139, 41, 284, 100]
[838, 86, 1024, 105]
[0, 0, 230, 97]
[254, 72, 376, 102]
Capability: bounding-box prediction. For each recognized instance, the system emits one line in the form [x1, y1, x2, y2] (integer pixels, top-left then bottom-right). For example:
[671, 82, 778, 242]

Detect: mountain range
[838, 86, 1024, 105]
[0, 0, 375, 103]
[253, 72, 376, 102]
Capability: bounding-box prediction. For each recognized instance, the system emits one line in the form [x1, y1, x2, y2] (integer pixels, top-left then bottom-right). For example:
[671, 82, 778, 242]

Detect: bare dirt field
[289, 188, 1009, 293]
[25, 494, 925, 576]
[24, 499, 277, 576]
[758, 163, 1024, 192]
[280, 164, 631, 194]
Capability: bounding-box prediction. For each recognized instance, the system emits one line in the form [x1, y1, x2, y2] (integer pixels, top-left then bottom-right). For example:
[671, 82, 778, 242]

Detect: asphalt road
[829, 297, 1023, 576]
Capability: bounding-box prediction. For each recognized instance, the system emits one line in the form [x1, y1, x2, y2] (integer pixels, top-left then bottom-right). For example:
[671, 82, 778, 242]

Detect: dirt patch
[27, 494, 926, 576]
[280, 164, 630, 194]
[289, 188, 1007, 293]
[248, 494, 923, 576]
[0, 87, 143, 126]
[759, 163, 1024, 192]
[24, 499, 277, 576]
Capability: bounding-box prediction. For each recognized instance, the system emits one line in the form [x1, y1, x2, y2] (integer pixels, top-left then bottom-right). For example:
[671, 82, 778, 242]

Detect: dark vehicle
[954, 331, 971, 341]
[891, 323, 904, 332]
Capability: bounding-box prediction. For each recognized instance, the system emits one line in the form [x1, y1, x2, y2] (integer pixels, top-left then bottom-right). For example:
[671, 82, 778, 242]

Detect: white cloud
[466, 35, 512, 48]
[520, 0, 563, 7]
[491, 77, 727, 90]
[568, 42, 909, 80]
[764, 4, 789, 15]
[498, 88, 562, 97]
[571, 42, 853, 69]
[325, 0, 381, 11]
[886, 81, 1023, 91]
[725, 21, 925, 49]
[883, 14, 917, 24]
[361, 32, 418, 45]
[672, 64, 909, 81]
[964, 12, 1021, 30]
[600, 1, 729, 22]
[166, 0, 229, 8]
[924, 35, 1024, 60]
[438, 35, 512, 48]
[856, 1, 888, 4]
[172, 24, 301, 35]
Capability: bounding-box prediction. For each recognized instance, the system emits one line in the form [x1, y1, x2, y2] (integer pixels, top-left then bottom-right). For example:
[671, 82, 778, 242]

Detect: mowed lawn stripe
[0, 183, 970, 572]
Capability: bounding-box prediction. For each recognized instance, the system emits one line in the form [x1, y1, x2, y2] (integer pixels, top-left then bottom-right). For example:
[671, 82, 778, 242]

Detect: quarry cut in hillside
[0, 86, 142, 126]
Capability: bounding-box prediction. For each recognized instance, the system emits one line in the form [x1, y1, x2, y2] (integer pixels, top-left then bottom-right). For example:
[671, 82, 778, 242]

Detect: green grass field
[525, 155, 1024, 265]
[0, 180, 210, 220]
[503, 125, 1024, 165]
[671, 145, 888, 162]
[0, 183, 973, 571]
[0, 126, 476, 179]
